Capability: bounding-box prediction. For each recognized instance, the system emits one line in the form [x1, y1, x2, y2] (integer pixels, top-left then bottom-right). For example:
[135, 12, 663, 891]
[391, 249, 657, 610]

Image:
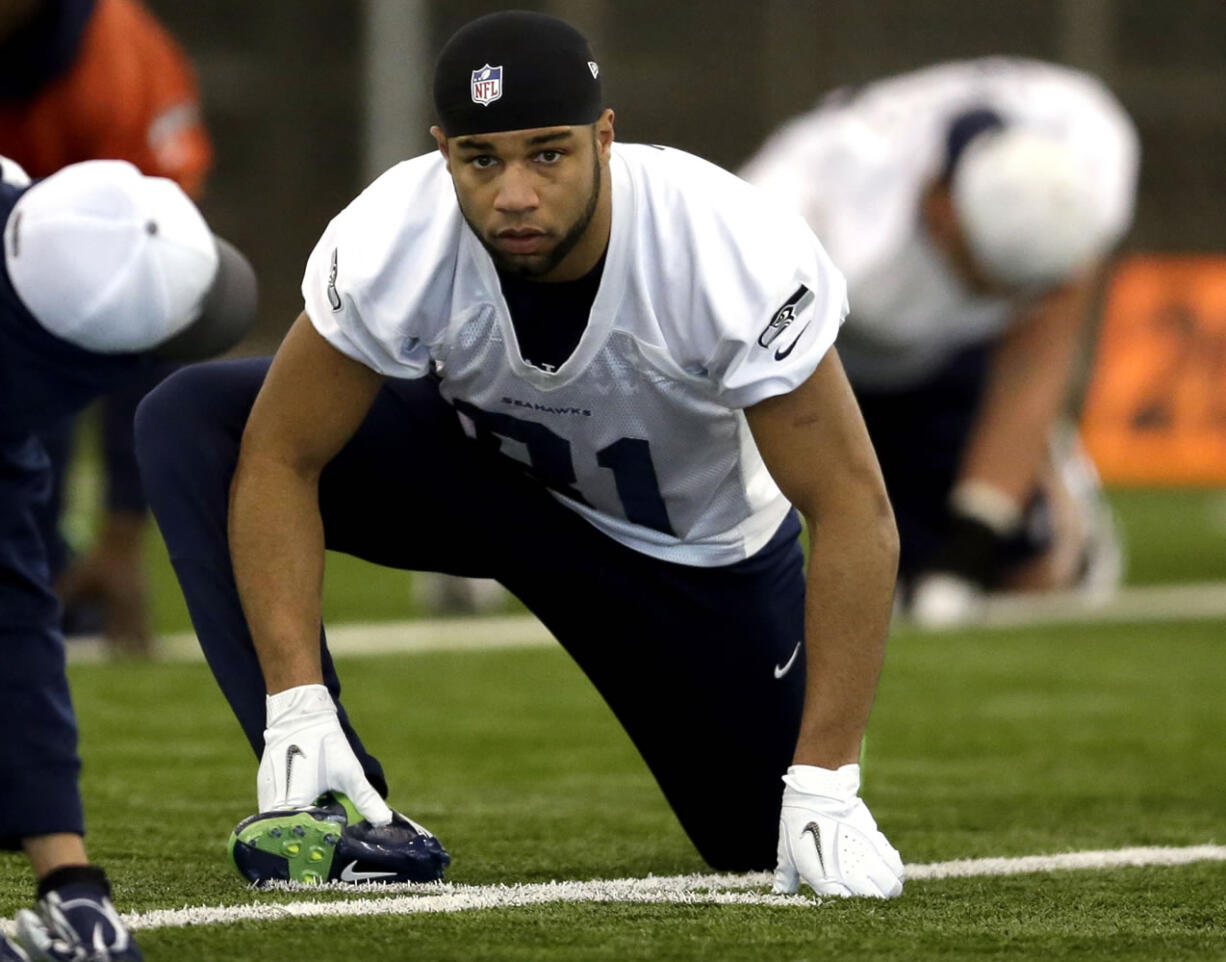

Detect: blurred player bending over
[0, 156, 256, 961]
[742, 59, 1139, 627]
[0, 0, 213, 655]
[136, 11, 905, 898]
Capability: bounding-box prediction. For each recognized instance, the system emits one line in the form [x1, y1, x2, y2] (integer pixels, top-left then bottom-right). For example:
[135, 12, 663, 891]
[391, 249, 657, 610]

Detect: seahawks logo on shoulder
[758, 284, 815, 360]
[327, 247, 342, 311]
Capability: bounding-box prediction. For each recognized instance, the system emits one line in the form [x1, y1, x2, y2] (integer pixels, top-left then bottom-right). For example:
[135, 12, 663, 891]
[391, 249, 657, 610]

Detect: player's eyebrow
[453, 137, 497, 153]
[453, 130, 575, 153]
[524, 130, 575, 146]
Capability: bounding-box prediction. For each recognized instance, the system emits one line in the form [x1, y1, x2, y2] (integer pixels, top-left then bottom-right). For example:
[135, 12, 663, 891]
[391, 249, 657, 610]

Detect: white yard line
[62, 580, 1226, 665]
[65, 614, 557, 664]
[3, 846, 1224, 937]
[974, 580, 1226, 629]
[96, 844, 1226, 931]
[7, 846, 1220, 935]
[903, 844, 1226, 879]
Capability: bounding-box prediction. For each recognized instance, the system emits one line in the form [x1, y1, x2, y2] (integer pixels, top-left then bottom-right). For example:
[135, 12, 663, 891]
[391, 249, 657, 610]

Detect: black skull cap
[433, 10, 603, 138]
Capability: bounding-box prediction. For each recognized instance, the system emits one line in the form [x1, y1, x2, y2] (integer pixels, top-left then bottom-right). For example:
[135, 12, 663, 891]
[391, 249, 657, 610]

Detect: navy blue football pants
[34, 365, 175, 584]
[1, 378, 152, 850]
[0, 435, 84, 849]
[134, 357, 808, 871]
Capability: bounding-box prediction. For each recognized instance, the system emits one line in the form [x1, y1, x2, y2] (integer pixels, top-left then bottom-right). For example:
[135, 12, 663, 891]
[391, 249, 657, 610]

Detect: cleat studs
[309, 848, 325, 862]
[324, 834, 339, 845]
[284, 842, 301, 855]
[292, 825, 307, 837]
[269, 828, 282, 837]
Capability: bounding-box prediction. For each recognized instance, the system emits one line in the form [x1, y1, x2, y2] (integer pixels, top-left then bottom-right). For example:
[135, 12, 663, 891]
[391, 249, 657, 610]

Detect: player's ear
[594, 109, 615, 159]
[430, 125, 451, 167]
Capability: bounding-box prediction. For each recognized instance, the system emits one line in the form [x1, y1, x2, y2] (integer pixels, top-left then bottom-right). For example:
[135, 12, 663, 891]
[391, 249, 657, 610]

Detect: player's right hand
[773, 764, 904, 899]
[257, 684, 393, 825]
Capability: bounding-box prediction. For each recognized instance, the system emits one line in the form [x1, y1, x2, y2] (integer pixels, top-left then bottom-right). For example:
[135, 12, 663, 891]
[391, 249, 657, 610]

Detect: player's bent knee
[134, 359, 262, 489]
[134, 366, 211, 476]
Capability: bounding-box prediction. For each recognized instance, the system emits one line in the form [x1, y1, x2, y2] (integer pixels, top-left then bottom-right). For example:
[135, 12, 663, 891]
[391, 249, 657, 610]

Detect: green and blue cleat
[228, 792, 450, 886]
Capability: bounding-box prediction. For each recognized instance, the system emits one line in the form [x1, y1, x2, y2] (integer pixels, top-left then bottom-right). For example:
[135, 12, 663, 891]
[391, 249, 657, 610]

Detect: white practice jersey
[303, 143, 847, 566]
[740, 58, 1139, 390]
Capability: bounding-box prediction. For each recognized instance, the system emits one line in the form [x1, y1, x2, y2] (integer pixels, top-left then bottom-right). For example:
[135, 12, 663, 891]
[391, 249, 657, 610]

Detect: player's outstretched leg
[134, 358, 387, 793]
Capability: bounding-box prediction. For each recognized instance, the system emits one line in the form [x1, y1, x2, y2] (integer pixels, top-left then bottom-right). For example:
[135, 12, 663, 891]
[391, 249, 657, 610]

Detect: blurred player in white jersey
[741, 58, 1139, 626]
[135, 11, 905, 898]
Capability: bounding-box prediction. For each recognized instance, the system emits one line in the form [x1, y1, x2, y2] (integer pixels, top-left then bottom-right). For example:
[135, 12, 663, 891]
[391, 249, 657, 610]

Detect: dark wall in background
[146, 0, 1226, 350]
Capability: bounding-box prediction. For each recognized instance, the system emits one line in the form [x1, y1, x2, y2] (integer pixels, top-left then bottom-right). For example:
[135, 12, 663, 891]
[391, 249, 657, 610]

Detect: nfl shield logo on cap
[470, 64, 503, 106]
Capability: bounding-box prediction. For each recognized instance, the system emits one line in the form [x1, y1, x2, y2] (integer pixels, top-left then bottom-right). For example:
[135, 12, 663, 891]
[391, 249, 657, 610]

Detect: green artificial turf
[1106, 488, 1226, 585]
[3, 620, 1223, 960]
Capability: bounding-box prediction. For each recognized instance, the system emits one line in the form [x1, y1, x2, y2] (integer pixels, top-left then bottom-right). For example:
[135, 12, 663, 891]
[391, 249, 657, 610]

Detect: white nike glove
[773, 764, 904, 899]
[257, 683, 393, 826]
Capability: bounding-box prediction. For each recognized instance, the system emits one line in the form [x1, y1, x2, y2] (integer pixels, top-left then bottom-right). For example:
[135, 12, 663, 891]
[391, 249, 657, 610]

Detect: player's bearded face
[449, 127, 604, 279]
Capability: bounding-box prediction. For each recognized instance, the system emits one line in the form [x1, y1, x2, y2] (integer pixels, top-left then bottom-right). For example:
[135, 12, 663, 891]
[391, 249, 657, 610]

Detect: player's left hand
[773, 764, 904, 899]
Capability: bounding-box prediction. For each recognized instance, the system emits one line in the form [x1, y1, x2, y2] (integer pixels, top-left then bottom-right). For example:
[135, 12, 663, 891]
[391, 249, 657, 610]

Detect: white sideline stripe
[974, 580, 1226, 629]
[62, 580, 1226, 665]
[65, 615, 557, 664]
[6, 844, 1218, 936]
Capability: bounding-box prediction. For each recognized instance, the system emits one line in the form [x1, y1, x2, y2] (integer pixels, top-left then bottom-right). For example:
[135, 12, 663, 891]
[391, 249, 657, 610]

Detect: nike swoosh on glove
[257, 683, 392, 826]
[773, 763, 904, 899]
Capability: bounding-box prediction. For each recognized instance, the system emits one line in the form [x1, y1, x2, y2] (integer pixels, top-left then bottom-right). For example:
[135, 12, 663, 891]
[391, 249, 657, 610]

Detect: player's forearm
[959, 279, 1094, 504]
[959, 349, 1069, 505]
[228, 452, 326, 694]
[792, 508, 897, 768]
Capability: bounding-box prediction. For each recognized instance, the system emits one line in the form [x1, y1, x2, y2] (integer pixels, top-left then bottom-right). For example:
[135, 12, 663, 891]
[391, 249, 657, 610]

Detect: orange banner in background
[1081, 255, 1226, 485]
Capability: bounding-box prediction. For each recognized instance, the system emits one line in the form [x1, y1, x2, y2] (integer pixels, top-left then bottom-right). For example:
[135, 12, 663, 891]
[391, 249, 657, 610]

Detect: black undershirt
[497, 251, 606, 373]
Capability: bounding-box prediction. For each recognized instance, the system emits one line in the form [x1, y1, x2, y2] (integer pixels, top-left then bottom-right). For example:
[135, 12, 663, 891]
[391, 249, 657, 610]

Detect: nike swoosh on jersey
[774, 321, 812, 361]
[774, 641, 802, 679]
[340, 860, 398, 882]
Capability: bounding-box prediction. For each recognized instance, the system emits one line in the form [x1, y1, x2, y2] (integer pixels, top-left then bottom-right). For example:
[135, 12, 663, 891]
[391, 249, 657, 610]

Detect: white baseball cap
[3, 159, 255, 356]
[951, 128, 1105, 290]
